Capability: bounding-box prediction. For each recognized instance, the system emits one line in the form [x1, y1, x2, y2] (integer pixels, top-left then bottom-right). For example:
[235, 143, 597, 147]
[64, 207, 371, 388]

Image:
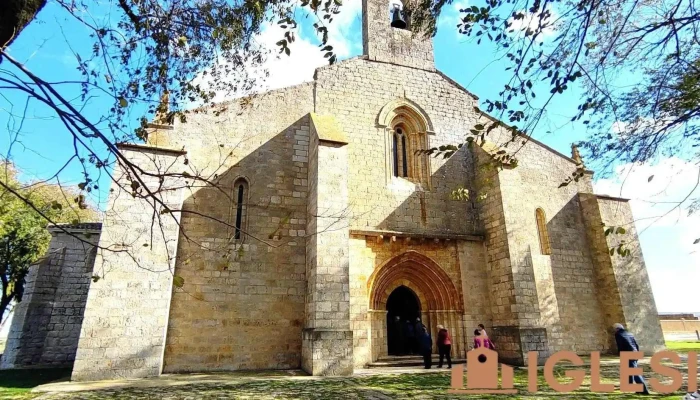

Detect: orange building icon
[449, 348, 517, 394]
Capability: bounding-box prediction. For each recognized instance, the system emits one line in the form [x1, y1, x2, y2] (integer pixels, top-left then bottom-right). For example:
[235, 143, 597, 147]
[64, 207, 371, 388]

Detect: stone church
[2, 0, 664, 381]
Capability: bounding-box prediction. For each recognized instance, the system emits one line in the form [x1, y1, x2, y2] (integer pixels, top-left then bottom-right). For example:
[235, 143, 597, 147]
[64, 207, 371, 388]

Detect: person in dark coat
[388, 315, 403, 355]
[414, 318, 425, 354]
[436, 324, 452, 368]
[403, 319, 415, 354]
[614, 323, 650, 395]
[418, 325, 433, 369]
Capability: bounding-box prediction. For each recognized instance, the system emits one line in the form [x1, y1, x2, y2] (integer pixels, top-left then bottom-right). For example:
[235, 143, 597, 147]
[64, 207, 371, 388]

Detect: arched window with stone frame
[535, 208, 551, 255]
[386, 106, 431, 187]
[231, 177, 249, 241]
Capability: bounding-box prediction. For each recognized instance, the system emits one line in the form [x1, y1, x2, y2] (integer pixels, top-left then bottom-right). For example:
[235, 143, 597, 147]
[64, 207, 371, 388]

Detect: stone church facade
[2, 0, 664, 381]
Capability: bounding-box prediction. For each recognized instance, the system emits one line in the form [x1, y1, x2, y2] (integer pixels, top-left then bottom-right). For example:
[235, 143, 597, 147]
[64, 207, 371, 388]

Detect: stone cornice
[350, 228, 483, 242]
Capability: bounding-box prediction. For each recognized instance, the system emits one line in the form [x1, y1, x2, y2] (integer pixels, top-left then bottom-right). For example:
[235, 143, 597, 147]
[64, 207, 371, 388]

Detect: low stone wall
[661, 320, 700, 333]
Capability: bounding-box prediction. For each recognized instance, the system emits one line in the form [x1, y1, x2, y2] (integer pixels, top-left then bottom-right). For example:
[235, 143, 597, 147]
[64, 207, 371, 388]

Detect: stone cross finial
[571, 143, 584, 165]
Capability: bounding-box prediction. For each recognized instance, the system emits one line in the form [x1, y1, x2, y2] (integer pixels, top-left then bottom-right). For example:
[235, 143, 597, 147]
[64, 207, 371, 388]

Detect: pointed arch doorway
[386, 285, 421, 355]
[368, 251, 465, 361]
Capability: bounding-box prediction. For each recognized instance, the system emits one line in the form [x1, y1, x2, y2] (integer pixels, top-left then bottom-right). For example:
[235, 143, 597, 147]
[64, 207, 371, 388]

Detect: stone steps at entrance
[366, 355, 466, 368]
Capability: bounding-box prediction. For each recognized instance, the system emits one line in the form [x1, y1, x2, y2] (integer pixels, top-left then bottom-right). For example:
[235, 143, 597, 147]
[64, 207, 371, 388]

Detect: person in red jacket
[436, 324, 452, 368]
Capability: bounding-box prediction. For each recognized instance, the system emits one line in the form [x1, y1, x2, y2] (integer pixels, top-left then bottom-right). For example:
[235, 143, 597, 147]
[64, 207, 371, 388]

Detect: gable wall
[314, 58, 481, 235]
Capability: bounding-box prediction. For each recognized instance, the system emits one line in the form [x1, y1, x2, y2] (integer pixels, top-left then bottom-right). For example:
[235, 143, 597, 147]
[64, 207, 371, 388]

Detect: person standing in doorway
[388, 315, 403, 355]
[418, 325, 433, 369]
[403, 319, 415, 354]
[436, 324, 452, 369]
[478, 323, 488, 339]
[613, 323, 650, 395]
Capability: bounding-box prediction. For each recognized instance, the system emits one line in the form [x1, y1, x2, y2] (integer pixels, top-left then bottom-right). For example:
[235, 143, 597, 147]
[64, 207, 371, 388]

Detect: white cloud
[611, 117, 680, 139]
[507, 9, 558, 39]
[596, 157, 700, 228]
[594, 157, 699, 232]
[324, 0, 363, 58]
[438, 0, 468, 34]
[193, 2, 362, 104]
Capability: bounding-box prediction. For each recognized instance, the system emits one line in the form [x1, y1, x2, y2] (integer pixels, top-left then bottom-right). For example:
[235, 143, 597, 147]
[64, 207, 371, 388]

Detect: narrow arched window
[393, 128, 409, 178]
[401, 134, 408, 177]
[233, 178, 248, 240]
[536, 208, 551, 255]
[393, 133, 399, 177]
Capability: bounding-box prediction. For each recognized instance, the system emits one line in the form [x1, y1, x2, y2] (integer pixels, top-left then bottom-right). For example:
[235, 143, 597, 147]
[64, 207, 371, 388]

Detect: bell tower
[362, 0, 435, 71]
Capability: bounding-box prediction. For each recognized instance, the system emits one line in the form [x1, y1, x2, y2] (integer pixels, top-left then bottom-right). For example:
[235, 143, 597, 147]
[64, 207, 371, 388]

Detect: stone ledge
[145, 123, 174, 130]
[595, 194, 631, 202]
[49, 223, 102, 234]
[350, 229, 484, 242]
[116, 143, 187, 157]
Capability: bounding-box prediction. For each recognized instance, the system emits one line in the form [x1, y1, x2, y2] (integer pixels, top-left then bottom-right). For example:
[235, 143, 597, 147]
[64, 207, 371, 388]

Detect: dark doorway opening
[386, 285, 421, 355]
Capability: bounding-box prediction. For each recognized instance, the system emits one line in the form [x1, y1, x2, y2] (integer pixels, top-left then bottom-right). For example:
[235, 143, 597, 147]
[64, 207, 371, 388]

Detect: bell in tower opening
[389, 1, 408, 29]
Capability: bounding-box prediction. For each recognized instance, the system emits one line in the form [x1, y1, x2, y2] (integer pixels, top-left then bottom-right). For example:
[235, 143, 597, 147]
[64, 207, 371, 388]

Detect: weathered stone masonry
[3, 0, 664, 379]
[1, 225, 100, 369]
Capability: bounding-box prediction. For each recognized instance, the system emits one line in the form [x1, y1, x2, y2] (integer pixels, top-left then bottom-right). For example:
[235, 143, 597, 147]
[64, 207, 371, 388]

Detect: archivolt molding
[368, 251, 463, 311]
[377, 98, 435, 134]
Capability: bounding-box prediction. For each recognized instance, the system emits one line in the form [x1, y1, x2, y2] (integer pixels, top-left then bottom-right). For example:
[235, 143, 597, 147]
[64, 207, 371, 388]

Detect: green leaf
[173, 275, 185, 288]
[119, 97, 128, 107]
[609, 248, 615, 256]
[604, 227, 613, 236]
[615, 227, 626, 234]
[91, 275, 100, 283]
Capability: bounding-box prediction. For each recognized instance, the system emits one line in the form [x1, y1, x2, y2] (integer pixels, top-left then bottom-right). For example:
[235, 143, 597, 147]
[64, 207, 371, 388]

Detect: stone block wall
[153, 84, 314, 372]
[456, 240, 492, 350]
[1, 225, 100, 369]
[592, 196, 665, 353]
[164, 117, 311, 373]
[314, 58, 480, 236]
[71, 146, 186, 381]
[472, 125, 612, 361]
[302, 119, 353, 376]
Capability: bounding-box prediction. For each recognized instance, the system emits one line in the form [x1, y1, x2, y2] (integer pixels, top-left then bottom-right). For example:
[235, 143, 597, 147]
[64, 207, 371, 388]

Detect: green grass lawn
[0, 369, 70, 400]
[667, 341, 700, 354]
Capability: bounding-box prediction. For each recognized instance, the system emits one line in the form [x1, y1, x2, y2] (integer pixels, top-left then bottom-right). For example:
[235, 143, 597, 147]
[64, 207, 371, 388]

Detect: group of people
[389, 318, 495, 370]
[387, 316, 455, 369]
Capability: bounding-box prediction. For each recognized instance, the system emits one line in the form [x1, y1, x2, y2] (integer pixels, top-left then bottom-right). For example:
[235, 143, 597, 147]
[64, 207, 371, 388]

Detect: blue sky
[1, 0, 697, 313]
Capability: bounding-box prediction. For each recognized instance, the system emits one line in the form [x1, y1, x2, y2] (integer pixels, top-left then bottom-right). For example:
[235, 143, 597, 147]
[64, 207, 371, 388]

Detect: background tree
[0, 0, 343, 287]
[0, 162, 97, 323]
